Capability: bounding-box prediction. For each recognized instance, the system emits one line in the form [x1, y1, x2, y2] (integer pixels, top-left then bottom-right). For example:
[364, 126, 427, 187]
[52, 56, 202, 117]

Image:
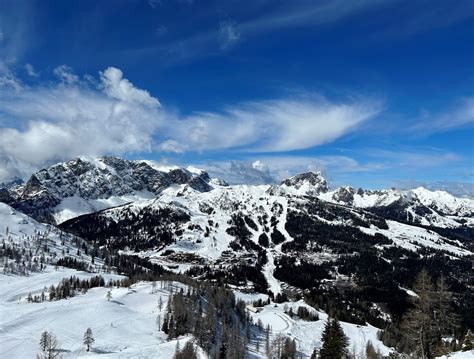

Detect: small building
[246, 305, 263, 313]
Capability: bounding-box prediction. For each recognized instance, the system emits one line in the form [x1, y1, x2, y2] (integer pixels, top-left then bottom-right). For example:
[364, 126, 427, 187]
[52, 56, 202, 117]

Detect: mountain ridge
[1, 156, 473, 230]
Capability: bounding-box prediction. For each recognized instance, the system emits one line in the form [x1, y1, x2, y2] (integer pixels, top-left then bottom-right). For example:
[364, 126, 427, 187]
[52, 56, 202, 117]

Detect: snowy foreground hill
[0, 273, 391, 358]
[0, 156, 473, 358]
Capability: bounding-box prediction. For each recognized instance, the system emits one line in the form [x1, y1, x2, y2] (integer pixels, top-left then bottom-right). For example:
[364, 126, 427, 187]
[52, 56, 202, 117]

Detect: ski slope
[0, 270, 201, 358]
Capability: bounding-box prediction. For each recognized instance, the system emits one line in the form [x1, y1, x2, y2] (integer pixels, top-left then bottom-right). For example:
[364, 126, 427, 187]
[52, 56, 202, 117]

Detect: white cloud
[0, 66, 163, 181]
[100, 67, 160, 107]
[367, 149, 460, 168]
[198, 155, 384, 185]
[219, 20, 241, 49]
[0, 75, 22, 91]
[0, 59, 22, 91]
[203, 160, 274, 185]
[158, 139, 186, 153]
[160, 96, 382, 153]
[53, 65, 79, 84]
[24, 63, 38, 77]
[0, 65, 381, 181]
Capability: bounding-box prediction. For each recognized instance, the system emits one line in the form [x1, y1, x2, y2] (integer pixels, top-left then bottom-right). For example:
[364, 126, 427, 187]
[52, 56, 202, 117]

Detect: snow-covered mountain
[2, 156, 225, 224]
[318, 185, 474, 228]
[5, 156, 472, 231]
[59, 178, 472, 290]
[280, 171, 329, 195]
[1, 157, 473, 293]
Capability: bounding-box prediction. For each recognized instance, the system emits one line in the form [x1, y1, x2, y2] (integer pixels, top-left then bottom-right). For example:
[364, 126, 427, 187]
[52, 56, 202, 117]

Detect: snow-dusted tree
[106, 290, 112, 301]
[38, 331, 60, 359]
[83, 327, 94, 352]
[39, 331, 50, 353]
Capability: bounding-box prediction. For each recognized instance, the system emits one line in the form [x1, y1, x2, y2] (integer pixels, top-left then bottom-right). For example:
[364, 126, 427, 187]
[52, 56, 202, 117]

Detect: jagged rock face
[3, 156, 216, 224]
[280, 171, 329, 194]
[331, 187, 356, 204]
[31, 157, 171, 198]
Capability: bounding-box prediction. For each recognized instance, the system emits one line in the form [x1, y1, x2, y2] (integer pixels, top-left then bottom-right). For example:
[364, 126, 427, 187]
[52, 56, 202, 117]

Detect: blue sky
[0, 0, 473, 193]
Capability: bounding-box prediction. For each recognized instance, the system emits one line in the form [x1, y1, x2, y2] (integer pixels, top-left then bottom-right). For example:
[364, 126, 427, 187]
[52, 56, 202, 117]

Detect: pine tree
[39, 331, 50, 354]
[365, 340, 381, 359]
[174, 341, 198, 359]
[271, 334, 286, 358]
[83, 327, 94, 352]
[38, 331, 60, 359]
[319, 318, 349, 359]
[265, 324, 271, 357]
[282, 337, 297, 358]
[434, 276, 459, 339]
[402, 268, 436, 358]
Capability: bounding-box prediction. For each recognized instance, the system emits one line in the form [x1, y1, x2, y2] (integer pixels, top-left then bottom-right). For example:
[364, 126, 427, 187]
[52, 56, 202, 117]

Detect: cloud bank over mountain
[0, 66, 379, 181]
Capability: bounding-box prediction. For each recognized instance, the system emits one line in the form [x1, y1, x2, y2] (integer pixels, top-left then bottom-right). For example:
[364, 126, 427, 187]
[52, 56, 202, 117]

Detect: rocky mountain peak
[280, 171, 329, 194]
[2, 156, 218, 224]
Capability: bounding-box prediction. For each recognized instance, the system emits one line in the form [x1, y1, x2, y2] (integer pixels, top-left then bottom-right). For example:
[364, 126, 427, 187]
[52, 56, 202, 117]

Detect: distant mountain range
[2, 156, 472, 228]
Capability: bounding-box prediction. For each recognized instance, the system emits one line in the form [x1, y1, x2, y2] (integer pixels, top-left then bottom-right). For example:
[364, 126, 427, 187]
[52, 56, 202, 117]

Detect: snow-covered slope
[60, 180, 472, 298]
[0, 270, 393, 358]
[242, 296, 393, 357]
[0, 202, 99, 275]
[0, 274, 201, 358]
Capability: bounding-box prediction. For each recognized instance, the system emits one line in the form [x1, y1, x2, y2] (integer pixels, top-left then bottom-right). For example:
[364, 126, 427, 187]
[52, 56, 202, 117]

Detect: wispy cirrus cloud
[219, 19, 241, 49]
[133, 0, 473, 67]
[410, 97, 474, 134]
[125, 0, 395, 66]
[160, 96, 382, 153]
[366, 148, 461, 168]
